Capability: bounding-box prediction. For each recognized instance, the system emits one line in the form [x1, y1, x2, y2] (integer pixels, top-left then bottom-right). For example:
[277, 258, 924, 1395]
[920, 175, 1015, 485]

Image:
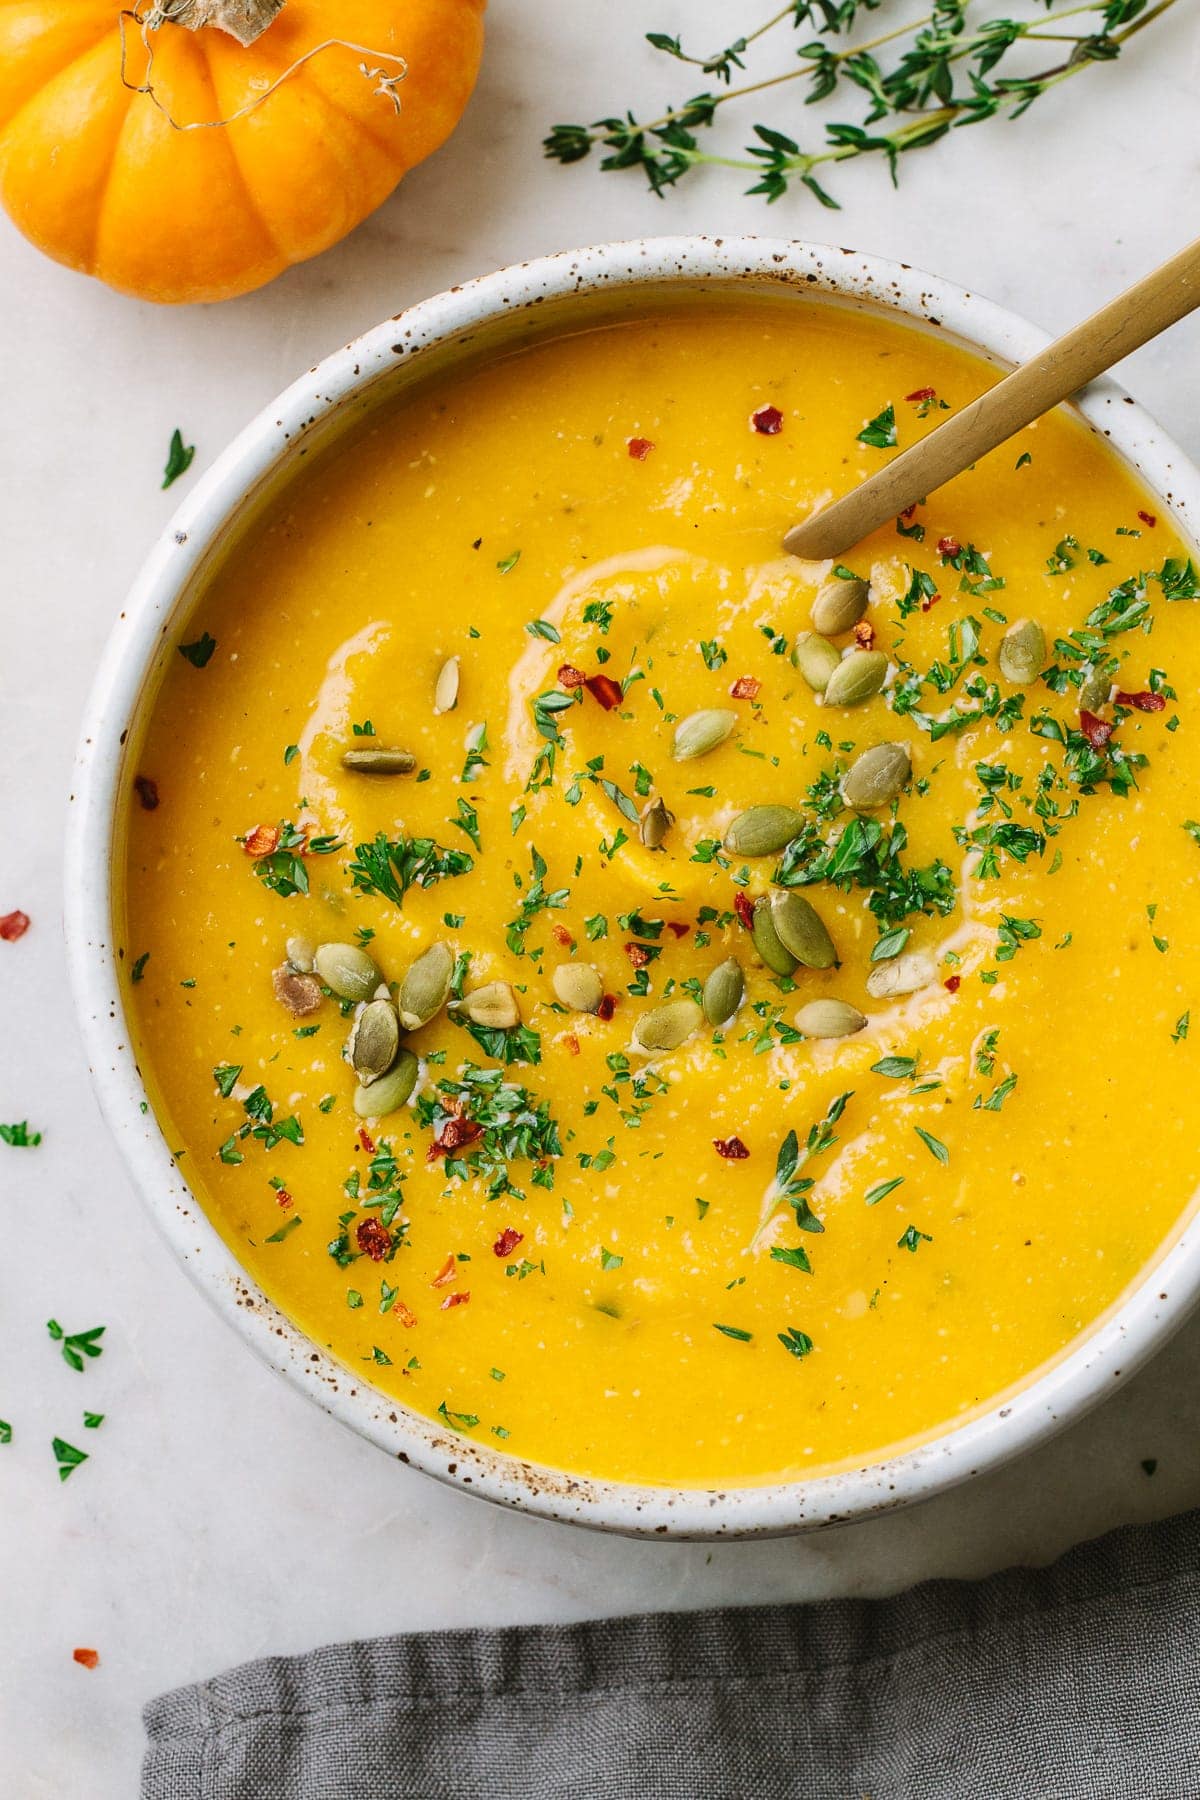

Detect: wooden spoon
[783, 236, 1200, 563]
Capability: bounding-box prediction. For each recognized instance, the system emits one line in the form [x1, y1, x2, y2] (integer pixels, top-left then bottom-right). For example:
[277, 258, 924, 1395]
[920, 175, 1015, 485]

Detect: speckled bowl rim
[66, 236, 1200, 1539]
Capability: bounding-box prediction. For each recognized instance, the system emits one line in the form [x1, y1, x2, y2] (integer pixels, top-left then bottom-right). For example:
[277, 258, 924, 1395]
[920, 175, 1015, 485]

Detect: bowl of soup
[66, 237, 1200, 1537]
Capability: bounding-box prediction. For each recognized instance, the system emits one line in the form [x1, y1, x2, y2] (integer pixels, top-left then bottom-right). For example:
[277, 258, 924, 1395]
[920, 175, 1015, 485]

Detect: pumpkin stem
[152, 0, 285, 48]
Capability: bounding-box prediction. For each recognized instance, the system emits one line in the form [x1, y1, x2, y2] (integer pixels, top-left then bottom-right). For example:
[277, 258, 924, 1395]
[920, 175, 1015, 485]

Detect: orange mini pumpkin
[0, 0, 485, 304]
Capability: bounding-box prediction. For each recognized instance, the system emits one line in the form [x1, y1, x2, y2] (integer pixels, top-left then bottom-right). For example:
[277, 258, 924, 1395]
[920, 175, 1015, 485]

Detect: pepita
[770, 890, 837, 969]
[865, 949, 936, 999]
[811, 573, 869, 637]
[795, 997, 867, 1039]
[673, 708, 737, 762]
[703, 957, 744, 1027]
[632, 998, 703, 1053]
[791, 631, 841, 693]
[353, 1047, 418, 1119]
[639, 792, 674, 850]
[398, 941, 454, 1030]
[284, 935, 315, 974]
[822, 649, 888, 708]
[314, 942, 381, 1004]
[842, 742, 912, 810]
[272, 965, 322, 1017]
[341, 745, 417, 776]
[347, 998, 401, 1084]
[462, 981, 521, 1030]
[552, 962, 604, 1014]
[723, 805, 805, 858]
[998, 618, 1045, 687]
[1079, 664, 1112, 712]
[434, 655, 460, 715]
[751, 895, 798, 977]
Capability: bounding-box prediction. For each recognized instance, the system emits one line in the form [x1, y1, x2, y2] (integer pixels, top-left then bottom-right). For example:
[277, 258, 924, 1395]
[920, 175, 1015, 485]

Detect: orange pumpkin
[0, 0, 485, 304]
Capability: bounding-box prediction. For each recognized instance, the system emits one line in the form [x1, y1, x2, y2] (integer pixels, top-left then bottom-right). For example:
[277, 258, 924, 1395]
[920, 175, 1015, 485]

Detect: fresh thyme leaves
[0, 1121, 42, 1147]
[130, 952, 150, 983]
[347, 833, 473, 907]
[776, 815, 956, 929]
[438, 1401, 480, 1431]
[216, 1080, 303, 1164]
[47, 1321, 106, 1372]
[865, 1176, 905, 1207]
[178, 631, 216, 668]
[857, 403, 896, 450]
[778, 1325, 814, 1359]
[898, 1224, 933, 1252]
[713, 1322, 753, 1341]
[162, 427, 196, 489]
[52, 1437, 89, 1482]
[544, 1, 1176, 207]
[767, 1093, 852, 1238]
[506, 847, 569, 956]
[914, 1125, 949, 1165]
[417, 1064, 562, 1200]
[242, 820, 343, 898]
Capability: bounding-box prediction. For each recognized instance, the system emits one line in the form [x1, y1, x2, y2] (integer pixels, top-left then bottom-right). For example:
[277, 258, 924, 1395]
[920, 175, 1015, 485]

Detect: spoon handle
[783, 234, 1200, 563]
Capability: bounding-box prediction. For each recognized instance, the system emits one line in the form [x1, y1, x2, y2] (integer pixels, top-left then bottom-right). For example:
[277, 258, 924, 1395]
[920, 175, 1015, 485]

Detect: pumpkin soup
[121, 302, 1200, 1486]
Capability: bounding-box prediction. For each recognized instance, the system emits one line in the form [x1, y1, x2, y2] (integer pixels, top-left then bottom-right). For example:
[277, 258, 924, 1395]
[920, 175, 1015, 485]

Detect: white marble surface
[4, 4, 1200, 1792]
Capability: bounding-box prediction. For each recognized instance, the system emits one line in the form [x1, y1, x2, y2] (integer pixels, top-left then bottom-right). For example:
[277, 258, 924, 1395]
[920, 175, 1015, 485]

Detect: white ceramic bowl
[66, 237, 1200, 1539]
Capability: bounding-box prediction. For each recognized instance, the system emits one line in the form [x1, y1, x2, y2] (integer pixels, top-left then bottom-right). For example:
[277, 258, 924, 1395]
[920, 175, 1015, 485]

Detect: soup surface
[122, 301, 1200, 1487]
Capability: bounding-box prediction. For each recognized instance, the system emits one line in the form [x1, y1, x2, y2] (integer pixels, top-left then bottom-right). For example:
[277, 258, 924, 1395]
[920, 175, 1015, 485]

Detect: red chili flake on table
[1115, 690, 1166, 712]
[0, 911, 30, 942]
[905, 387, 937, 403]
[563, 1033, 581, 1055]
[713, 1136, 750, 1160]
[1138, 510, 1157, 528]
[493, 1227, 524, 1258]
[936, 536, 961, 560]
[626, 436, 654, 461]
[355, 1218, 393, 1262]
[944, 975, 962, 993]
[551, 923, 575, 948]
[665, 921, 690, 939]
[750, 405, 783, 435]
[734, 891, 755, 932]
[133, 775, 159, 811]
[584, 673, 623, 711]
[854, 620, 875, 649]
[1079, 710, 1114, 748]
[357, 1128, 375, 1155]
[431, 1255, 458, 1289]
[625, 942, 653, 968]
[557, 663, 587, 690]
[72, 1649, 99, 1671]
[729, 675, 761, 700]
[596, 994, 617, 1021]
[242, 823, 280, 858]
[441, 1291, 470, 1311]
[394, 1301, 417, 1328]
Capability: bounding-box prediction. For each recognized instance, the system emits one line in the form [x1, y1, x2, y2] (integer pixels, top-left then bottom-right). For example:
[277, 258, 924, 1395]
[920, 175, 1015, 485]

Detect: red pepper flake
[431, 1255, 458, 1289]
[274, 1188, 293, 1210]
[666, 921, 690, 938]
[242, 823, 280, 858]
[900, 503, 919, 522]
[427, 1117, 483, 1160]
[441, 1291, 470, 1310]
[596, 994, 617, 1021]
[551, 923, 575, 948]
[584, 673, 623, 711]
[750, 405, 783, 436]
[1079, 710, 1114, 749]
[394, 1301, 417, 1328]
[943, 975, 962, 993]
[72, 1649, 99, 1670]
[1115, 689, 1166, 713]
[563, 1033, 581, 1055]
[713, 1136, 750, 1160]
[557, 662, 587, 690]
[729, 675, 761, 700]
[854, 620, 875, 649]
[905, 387, 937, 403]
[625, 942, 653, 968]
[493, 1227, 524, 1258]
[356, 1218, 393, 1262]
[626, 436, 654, 461]
[0, 910, 30, 942]
[734, 891, 755, 932]
[133, 775, 159, 811]
[1138, 509, 1157, 528]
[936, 536, 961, 560]
[357, 1127, 376, 1155]
[921, 591, 941, 614]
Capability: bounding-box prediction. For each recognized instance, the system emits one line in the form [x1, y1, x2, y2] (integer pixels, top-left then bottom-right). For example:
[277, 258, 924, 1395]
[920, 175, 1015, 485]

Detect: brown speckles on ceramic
[64, 236, 1200, 1540]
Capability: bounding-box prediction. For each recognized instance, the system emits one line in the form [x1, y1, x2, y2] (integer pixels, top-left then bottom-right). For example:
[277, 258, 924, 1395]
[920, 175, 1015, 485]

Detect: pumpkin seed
[639, 792, 674, 850]
[795, 997, 867, 1039]
[434, 655, 460, 715]
[770, 891, 837, 969]
[842, 742, 912, 810]
[398, 941, 454, 1030]
[791, 631, 841, 693]
[822, 650, 888, 708]
[353, 1048, 418, 1120]
[632, 998, 703, 1053]
[811, 574, 869, 637]
[285, 934, 315, 974]
[341, 745, 417, 776]
[751, 896, 798, 976]
[347, 998, 401, 1085]
[673, 708, 737, 762]
[865, 949, 936, 999]
[552, 962, 604, 1014]
[272, 966, 322, 1017]
[314, 942, 381, 1004]
[462, 981, 521, 1029]
[1079, 664, 1112, 712]
[998, 618, 1045, 687]
[702, 957, 744, 1027]
[723, 805, 805, 858]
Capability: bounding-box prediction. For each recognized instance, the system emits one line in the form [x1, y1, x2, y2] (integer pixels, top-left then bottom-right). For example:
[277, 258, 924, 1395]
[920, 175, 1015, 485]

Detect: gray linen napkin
[144, 1505, 1200, 1799]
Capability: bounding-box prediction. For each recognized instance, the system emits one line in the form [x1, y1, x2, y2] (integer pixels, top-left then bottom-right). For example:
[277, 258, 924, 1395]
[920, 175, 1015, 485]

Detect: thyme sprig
[545, 0, 1177, 206]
